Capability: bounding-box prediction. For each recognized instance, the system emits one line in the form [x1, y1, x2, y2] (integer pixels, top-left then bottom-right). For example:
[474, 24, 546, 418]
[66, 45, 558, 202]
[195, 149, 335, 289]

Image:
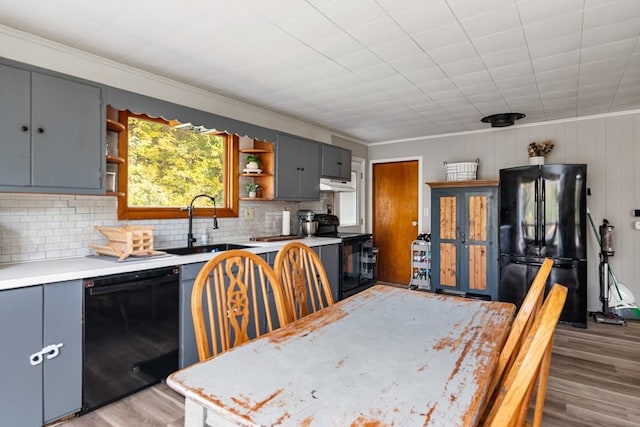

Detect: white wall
[369, 112, 640, 312]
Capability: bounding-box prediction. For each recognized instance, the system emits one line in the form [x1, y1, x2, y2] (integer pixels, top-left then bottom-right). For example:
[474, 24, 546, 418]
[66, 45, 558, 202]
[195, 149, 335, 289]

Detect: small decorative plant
[245, 154, 261, 169]
[245, 182, 261, 196]
[528, 139, 554, 158]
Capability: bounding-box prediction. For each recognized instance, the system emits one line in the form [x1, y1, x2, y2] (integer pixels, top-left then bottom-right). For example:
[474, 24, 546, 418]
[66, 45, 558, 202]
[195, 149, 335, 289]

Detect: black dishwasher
[82, 266, 180, 413]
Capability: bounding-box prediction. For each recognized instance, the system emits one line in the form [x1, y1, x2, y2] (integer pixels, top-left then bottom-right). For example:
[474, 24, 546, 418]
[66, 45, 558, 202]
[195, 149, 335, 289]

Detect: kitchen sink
[163, 243, 251, 255]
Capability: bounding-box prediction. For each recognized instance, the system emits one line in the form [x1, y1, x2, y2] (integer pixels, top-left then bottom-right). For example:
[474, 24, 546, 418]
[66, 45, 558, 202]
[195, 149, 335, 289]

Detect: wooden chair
[274, 241, 335, 322]
[484, 283, 568, 427]
[487, 258, 554, 398]
[191, 249, 290, 362]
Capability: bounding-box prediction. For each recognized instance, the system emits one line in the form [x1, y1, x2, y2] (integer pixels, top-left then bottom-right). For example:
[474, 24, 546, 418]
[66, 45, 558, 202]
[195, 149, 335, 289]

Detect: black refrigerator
[499, 164, 587, 327]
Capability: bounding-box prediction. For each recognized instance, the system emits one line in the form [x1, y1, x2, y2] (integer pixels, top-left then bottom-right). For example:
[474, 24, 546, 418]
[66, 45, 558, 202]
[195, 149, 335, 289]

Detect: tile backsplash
[0, 193, 332, 264]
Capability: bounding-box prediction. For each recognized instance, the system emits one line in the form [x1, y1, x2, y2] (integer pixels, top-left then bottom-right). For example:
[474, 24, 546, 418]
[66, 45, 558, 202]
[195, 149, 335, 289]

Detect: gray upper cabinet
[275, 133, 321, 200]
[0, 62, 104, 194]
[0, 280, 82, 427]
[321, 144, 351, 180]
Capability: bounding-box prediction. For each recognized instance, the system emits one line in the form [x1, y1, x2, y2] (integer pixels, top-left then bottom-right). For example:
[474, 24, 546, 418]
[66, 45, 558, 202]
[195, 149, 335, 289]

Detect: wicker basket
[444, 158, 479, 181]
[89, 225, 155, 260]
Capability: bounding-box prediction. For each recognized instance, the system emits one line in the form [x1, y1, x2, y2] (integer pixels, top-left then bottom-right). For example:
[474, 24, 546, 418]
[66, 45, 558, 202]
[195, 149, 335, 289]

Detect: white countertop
[0, 237, 341, 291]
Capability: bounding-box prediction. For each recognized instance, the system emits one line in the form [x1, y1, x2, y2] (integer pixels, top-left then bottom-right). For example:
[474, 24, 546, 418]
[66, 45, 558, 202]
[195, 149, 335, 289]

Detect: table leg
[184, 397, 206, 427]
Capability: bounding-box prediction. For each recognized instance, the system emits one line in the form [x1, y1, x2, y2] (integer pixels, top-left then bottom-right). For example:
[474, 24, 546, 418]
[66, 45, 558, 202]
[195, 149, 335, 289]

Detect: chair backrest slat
[191, 250, 290, 362]
[274, 242, 335, 322]
[485, 283, 568, 427]
[488, 258, 553, 396]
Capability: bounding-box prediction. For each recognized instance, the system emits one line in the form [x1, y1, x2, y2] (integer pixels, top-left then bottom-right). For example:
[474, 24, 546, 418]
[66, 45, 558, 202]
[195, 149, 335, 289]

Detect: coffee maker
[296, 210, 315, 236]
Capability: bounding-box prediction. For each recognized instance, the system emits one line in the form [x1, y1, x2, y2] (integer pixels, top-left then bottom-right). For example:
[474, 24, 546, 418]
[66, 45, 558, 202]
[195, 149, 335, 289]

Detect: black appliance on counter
[82, 266, 180, 412]
[314, 214, 376, 299]
[499, 164, 587, 327]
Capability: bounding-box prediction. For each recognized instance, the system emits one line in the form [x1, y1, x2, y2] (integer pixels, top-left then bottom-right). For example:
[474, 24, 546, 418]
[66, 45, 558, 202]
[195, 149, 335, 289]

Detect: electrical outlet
[245, 208, 254, 219]
[423, 208, 429, 216]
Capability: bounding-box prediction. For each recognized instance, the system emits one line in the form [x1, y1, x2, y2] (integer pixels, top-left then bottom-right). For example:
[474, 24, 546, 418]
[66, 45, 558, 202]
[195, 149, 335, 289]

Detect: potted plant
[527, 140, 554, 165]
[246, 182, 261, 198]
[245, 154, 261, 171]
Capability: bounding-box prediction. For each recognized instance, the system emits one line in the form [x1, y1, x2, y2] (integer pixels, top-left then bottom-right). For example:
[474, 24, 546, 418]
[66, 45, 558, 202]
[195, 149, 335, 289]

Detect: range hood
[320, 178, 355, 192]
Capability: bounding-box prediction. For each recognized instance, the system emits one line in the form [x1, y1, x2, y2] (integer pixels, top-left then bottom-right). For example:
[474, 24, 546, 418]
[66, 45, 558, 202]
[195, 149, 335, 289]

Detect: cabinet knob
[21, 125, 29, 132]
[37, 127, 45, 134]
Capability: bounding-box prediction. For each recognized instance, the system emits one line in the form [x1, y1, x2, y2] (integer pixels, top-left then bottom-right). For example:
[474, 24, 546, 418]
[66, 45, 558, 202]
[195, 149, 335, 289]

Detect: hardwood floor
[58, 318, 640, 427]
[542, 319, 640, 426]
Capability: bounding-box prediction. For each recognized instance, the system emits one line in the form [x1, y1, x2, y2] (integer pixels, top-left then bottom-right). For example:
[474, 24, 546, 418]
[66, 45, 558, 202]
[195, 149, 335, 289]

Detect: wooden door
[372, 161, 419, 284]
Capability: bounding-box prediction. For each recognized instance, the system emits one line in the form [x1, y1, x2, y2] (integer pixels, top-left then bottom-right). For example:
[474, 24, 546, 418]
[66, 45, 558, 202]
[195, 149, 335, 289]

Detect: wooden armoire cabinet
[427, 180, 499, 300]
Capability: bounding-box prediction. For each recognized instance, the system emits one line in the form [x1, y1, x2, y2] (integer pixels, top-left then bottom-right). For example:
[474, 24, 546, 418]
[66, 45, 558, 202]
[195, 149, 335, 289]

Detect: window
[116, 110, 239, 220]
[336, 158, 365, 232]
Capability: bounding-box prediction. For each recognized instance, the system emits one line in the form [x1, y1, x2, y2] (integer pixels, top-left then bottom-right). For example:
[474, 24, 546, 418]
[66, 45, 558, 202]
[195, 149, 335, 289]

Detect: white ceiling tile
[334, 49, 381, 70]
[580, 39, 637, 64]
[450, 69, 494, 87]
[428, 41, 478, 65]
[522, 12, 583, 42]
[412, 22, 468, 52]
[517, 0, 585, 25]
[481, 47, 530, 69]
[472, 27, 527, 55]
[369, 37, 426, 62]
[489, 61, 535, 80]
[535, 66, 579, 83]
[356, 63, 401, 81]
[389, 1, 457, 35]
[527, 33, 582, 59]
[583, 0, 640, 29]
[532, 51, 581, 73]
[388, 56, 437, 75]
[459, 5, 521, 39]
[447, 0, 514, 20]
[441, 57, 486, 77]
[347, 16, 406, 46]
[581, 17, 640, 48]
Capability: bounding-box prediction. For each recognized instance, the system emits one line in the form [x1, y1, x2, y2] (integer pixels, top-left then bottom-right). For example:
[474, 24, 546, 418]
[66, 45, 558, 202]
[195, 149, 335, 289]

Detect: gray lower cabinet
[0, 280, 82, 427]
[179, 254, 274, 368]
[179, 262, 206, 369]
[0, 62, 104, 194]
[316, 244, 340, 302]
[321, 144, 351, 181]
[275, 133, 321, 200]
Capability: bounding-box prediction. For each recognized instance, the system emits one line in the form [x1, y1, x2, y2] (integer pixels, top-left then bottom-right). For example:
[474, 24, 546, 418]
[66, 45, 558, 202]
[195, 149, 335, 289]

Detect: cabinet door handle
[44, 343, 64, 360]
[37, 127, 45, 133]
[21, 125, 29, 132]
[29, 350, 44, 366]
[29, 343, 64, 366]
[459, 232, 466, 243]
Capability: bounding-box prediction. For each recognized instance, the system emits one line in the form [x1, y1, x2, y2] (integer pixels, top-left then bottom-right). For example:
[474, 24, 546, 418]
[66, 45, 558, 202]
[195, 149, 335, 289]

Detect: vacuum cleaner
[592, 218, 626, 325]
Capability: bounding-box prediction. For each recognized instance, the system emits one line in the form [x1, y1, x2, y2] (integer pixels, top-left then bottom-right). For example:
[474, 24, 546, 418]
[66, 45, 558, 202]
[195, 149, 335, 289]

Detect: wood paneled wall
[369, 111, 640, 312]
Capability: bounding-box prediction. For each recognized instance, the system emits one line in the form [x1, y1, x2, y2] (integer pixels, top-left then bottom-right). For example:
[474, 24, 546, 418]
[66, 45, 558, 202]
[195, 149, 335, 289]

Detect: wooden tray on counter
[249, 235, 304, 242]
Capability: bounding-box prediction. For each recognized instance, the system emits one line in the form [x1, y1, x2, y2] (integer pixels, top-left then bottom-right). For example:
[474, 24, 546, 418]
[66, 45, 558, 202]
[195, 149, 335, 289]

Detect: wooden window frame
[116, 110, 239, 220]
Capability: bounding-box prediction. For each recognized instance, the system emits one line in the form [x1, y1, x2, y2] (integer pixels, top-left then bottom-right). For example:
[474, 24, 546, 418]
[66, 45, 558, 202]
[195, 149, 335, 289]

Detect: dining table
[167, 284, 515, 426]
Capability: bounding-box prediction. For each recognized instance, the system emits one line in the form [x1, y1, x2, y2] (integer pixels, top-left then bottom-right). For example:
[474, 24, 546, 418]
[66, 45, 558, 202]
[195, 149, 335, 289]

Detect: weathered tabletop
[167, 285, 515, 426]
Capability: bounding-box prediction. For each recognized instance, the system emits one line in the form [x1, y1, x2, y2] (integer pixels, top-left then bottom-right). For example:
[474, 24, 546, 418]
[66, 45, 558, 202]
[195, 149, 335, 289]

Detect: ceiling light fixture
[481, 113, 525, 127]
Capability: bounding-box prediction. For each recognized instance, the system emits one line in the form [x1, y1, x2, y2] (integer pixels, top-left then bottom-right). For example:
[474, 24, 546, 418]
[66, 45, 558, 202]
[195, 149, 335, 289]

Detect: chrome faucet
[184, 194, 219, 248]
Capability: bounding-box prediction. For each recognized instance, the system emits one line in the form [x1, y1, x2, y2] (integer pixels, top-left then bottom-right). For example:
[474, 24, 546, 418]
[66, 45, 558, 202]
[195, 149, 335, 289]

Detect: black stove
[313, 214, 376, 299]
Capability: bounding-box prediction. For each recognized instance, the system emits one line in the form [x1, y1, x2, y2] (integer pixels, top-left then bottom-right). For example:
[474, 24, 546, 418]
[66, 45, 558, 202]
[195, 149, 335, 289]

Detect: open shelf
[106, 155, 125, 164]
[239, 137, 275, 200]
[106, 119, 125, 133]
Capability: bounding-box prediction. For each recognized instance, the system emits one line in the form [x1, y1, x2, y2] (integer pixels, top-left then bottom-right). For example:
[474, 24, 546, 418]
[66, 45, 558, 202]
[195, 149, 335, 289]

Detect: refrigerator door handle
[534, 178, 540, 245]
[541, 178, 546, 247]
